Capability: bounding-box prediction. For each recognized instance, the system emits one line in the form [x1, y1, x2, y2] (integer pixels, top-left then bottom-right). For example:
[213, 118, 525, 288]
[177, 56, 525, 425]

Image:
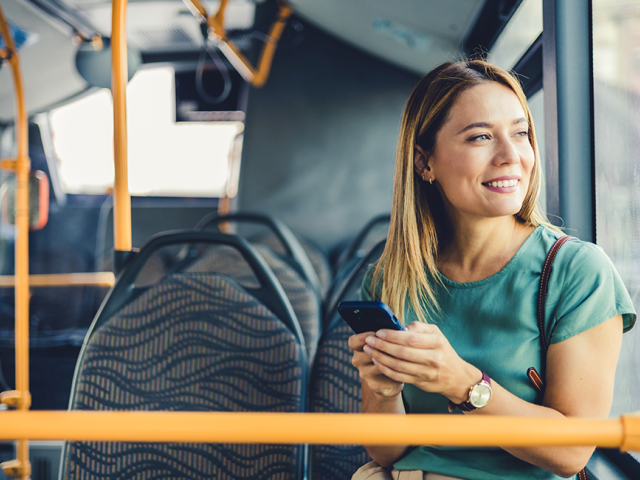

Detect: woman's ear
[414, 145, 432, 178]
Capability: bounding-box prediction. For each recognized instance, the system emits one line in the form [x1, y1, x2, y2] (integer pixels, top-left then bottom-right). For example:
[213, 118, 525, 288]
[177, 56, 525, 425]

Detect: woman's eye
[470, 134, 490, 142]
[515, 131, 529, 138]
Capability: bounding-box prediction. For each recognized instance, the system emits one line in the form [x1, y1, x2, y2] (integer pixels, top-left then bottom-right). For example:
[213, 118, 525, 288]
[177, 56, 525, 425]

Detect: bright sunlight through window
[49, 67, 243, 197]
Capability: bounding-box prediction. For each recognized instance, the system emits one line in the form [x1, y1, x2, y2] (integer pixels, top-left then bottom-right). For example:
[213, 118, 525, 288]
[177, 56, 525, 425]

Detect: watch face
[469, 382, 492, 408]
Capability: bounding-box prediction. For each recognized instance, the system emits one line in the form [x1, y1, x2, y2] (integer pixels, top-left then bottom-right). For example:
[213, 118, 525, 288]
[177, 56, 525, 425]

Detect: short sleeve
[548, 242, 636, 344]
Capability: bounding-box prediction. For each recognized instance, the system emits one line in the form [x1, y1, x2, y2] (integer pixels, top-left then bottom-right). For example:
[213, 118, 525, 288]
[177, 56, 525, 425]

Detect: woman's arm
[348, 332, 410, 467]
[365, 315, 624, 478]
[486, 314, 623, 477]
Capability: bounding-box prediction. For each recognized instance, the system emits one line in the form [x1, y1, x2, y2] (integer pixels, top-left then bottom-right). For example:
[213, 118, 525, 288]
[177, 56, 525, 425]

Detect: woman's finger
[372, 358, 420, 385]
[348, 332, 376, 351]
[364, 336, 426, 362]
[352, 350, 374, 369]
[372, 329, 445, 350]
[368, 344, 439, 378]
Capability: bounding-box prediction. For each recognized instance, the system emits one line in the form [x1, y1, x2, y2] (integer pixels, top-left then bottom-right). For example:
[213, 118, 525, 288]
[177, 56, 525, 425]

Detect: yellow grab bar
[186, 0, 292, 88]
[112, 0, 132, 254]
[0, 3, 32, 479]
[0, 273, 116, 288]
[0, 412, 638, 452]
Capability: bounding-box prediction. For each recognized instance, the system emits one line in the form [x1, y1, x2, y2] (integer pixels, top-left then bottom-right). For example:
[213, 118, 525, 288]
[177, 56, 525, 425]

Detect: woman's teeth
[486, 179, 518, 187]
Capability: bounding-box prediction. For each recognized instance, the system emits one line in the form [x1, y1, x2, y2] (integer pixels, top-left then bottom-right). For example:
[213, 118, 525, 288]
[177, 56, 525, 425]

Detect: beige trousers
[352, 461, 464, 480]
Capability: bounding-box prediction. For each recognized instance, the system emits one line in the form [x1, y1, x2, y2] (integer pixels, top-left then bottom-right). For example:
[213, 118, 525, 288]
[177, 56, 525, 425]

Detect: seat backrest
[194, 211, 324, 298]
[62, 231, 308, 480]
[333, 214, 390, 272]
[308, 317, 372, 479]
[309, 241, 385, 479]
[186, 243, 321, 365]
[254, 231, 332, 301]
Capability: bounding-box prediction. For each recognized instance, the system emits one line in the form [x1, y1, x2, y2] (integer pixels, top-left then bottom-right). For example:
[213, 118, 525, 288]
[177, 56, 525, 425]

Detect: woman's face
[426, 81, 534, 224]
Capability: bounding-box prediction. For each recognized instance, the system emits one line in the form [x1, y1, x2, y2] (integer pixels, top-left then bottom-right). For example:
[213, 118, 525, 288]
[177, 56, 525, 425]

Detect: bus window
[592, 0, 640, 464]
[527, 89, 546, 214]
[49, 66, 243, 198]
[489, 0, 542, 70]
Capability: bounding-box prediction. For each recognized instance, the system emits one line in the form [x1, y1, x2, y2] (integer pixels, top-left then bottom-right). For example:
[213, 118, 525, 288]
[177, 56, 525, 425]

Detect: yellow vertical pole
[0, 4, 32, 479]
[112, 0, 132, 260]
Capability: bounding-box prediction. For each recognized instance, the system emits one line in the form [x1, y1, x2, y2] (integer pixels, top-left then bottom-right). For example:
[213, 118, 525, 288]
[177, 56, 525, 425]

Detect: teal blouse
[360, 225, 636, 480]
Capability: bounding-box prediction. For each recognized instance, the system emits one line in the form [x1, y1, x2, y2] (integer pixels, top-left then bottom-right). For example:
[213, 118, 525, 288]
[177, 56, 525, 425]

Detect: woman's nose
[493, 136, 520, 165]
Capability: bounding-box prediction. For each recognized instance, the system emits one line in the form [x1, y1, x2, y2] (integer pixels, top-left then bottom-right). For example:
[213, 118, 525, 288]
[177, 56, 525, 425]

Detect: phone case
[337, 300, 405, 334]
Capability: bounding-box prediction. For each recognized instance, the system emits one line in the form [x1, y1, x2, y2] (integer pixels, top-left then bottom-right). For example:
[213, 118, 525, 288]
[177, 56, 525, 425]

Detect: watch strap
[449, 371, 491, 412]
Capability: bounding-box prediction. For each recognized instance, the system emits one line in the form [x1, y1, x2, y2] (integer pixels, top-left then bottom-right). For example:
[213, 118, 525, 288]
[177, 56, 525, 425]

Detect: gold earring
[429, 177, 433, 185]
[422, 172, 427, 182]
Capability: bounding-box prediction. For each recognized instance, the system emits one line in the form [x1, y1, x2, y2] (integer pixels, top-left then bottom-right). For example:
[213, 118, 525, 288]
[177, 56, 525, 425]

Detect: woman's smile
[481, 176, 521, 193]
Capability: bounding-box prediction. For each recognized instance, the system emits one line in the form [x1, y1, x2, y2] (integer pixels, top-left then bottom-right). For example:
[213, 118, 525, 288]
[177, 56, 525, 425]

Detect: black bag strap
[528, 235, 587, 480]
[536, 235, 575, 359]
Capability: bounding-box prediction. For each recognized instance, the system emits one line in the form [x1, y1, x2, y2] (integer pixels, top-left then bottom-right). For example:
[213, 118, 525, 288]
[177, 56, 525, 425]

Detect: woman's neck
[437, 215, 534, 283]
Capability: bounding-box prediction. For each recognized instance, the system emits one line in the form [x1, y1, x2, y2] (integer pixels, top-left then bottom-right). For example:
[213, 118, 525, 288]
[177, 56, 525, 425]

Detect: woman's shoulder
[538, 225, 637, 339]
[537, 225, 617, 277]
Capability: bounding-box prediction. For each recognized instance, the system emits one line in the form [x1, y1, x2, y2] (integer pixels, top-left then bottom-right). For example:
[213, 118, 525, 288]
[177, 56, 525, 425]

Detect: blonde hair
[372, 60, 560, 324]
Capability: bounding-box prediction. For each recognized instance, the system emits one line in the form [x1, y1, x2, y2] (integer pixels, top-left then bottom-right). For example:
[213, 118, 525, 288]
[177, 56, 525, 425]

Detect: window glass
[527, 89, 546, 214]
[490, 0, 542, 70]
[592, 0, 640, 454]
[49, 67, 243, 197]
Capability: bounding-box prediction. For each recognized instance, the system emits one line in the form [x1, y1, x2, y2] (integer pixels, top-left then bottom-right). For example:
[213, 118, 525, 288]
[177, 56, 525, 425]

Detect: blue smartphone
[337, 300, 406, 334]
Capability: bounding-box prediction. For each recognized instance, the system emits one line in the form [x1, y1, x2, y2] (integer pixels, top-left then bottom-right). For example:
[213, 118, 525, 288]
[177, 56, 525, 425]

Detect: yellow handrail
[0, 273, 116, 288]
[0, 3, 32, 478]
[112, 0, 132, 254]
[0, 412, 638, 452]
[185, 0, 292, 88]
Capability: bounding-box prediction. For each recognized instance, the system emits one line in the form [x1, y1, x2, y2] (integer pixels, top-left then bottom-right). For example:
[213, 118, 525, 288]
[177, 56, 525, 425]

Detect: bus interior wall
[238, 21, 419, 252]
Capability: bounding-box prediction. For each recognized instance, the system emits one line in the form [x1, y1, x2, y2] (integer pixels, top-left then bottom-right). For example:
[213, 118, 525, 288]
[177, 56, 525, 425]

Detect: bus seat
[252, 231, 332, 301]
[62, 231, 308, 480]
[324, 240, 386, 332]
[309, 241, 385, 478]
[333, 214, 390, 272]
[195, 212, 323, 297]
[328, 214, 390, 311]
[185, 243, 320, 365]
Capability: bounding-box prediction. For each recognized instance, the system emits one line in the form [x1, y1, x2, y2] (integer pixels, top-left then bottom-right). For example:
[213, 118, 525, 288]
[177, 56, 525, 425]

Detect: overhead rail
[23, 0, 100, 42]
[0, 3, 32, 479]
[0, 411, 639, 452]
[184, 0, 292, 87]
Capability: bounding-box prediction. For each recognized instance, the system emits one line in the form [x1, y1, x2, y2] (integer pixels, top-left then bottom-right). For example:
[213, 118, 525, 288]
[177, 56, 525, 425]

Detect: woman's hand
[362, 322, 480, 404]
[348, 332, 404, 399]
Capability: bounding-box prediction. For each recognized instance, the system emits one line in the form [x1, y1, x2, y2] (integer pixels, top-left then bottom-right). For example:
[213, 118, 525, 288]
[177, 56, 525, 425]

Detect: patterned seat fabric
[309, 320, 371, 479]
[186, 244, 321, 365]
[63, 273, 305, 480]
[253, 232, 332, 300]
[310, 242, 386, 478]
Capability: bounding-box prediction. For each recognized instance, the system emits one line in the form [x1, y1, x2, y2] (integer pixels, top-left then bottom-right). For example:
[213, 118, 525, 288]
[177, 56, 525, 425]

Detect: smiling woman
[415, 82, 534, 229]
[349, 60, 636, 480]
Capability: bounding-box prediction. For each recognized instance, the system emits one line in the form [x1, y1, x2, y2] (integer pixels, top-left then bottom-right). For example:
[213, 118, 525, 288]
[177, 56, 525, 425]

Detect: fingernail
[377, 330, 386, 339]
[363, 346, 372, 355]
[372, 358, 378, 365]
[365, 336, 375, 346]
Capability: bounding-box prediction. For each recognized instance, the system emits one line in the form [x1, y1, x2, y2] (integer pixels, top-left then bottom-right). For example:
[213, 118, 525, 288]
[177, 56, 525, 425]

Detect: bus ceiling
[0, 0, 526, 121]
